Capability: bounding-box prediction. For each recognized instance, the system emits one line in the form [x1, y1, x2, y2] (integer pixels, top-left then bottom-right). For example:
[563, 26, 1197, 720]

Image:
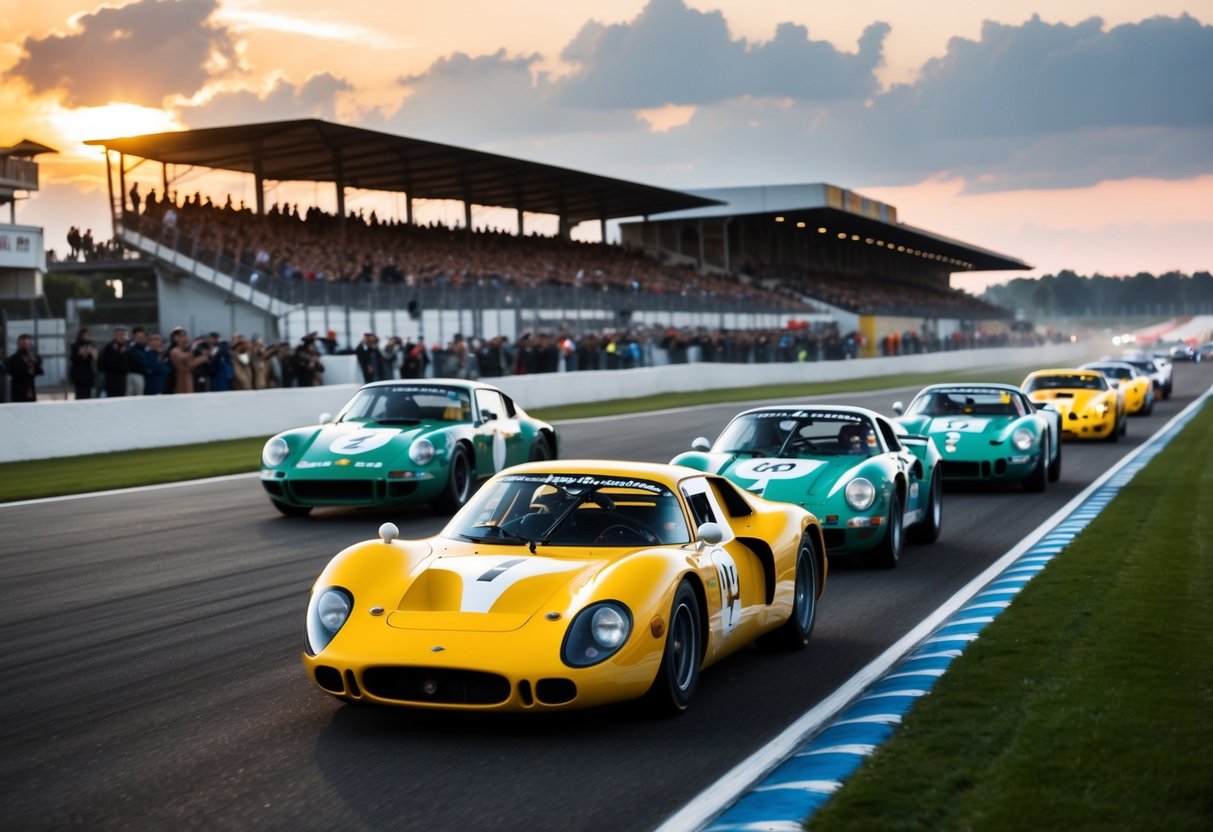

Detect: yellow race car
[1080, 361, 1155, 415]
[1022, 369, 1126, 441]
[302, 460, 826, 713]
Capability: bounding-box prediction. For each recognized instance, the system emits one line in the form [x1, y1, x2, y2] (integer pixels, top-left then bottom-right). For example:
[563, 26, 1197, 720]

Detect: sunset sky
[3, 0, 1211, 293]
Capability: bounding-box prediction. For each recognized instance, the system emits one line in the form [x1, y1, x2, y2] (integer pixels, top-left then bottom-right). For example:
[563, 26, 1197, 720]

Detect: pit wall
[0, 342, 1088, 463]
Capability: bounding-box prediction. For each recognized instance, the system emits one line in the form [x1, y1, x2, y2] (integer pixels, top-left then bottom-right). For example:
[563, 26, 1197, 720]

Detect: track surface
[3, 363, 1209, 832]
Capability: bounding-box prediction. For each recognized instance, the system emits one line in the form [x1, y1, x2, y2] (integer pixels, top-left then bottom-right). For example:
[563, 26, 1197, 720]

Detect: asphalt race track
[3, 362, 1210, 832]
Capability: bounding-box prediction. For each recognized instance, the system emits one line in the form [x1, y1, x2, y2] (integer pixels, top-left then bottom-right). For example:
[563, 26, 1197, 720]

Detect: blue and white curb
[656, 385, 1212, 832]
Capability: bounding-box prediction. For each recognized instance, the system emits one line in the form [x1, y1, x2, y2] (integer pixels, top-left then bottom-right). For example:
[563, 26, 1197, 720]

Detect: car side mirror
[691, 436, 711, 452]
[892, 401, 905, 415]
[319, 412, 332, 424]
[479, 409, 498, 424]
[696, 522, 724, 550]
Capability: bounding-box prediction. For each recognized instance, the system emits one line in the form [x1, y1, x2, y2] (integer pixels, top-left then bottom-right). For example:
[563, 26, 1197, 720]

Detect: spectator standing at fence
[98, 328, 130, 397]
[143, 333, 169, 395]
[355, 332, 386, 383]
[5, 334, 44, 403]
[66, 227, 81, 259]
[127, 326, 149, 396]
[231, 335, 253, 390]
[445, 334, 469, 378]
[69, 328, 97, 399]
[129, 183, 141, 215]
[250, 338, 270, 388]
[169, 328, 208, 394]
[294, 336, 324, 386]
[401, 337, 428, 379]
[208, 333, 234, 392]
[381, 336, 403, 379]
[0, 343, 8, 403]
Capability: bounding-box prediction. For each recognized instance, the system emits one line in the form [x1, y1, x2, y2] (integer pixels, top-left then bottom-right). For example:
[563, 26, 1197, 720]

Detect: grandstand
[82, 121, 1029, 353]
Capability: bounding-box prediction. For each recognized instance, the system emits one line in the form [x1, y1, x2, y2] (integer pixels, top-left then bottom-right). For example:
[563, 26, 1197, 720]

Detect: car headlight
[306, 587, 352, 656]
[561, 601, 632, 667]
[844, 477, 876, 511]
[409, 438, 435, 465]
[262, 436, 290, 467]
[1094, 402, 1108, 414]
[1012, 428, 1034, 451]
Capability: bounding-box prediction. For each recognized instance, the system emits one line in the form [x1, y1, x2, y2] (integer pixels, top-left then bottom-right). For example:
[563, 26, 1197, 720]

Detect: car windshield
[338, 385, 472, 424]
[908, 388, 1023, 417]
[1084, 364, 1133, 380]
[448, 473, 691, 547]
[713, 410, 879, 458]
[1024, 374, 1108, 392]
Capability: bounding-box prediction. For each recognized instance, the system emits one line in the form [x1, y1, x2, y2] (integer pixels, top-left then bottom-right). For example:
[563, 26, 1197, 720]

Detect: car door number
[710, 548, 741, 637]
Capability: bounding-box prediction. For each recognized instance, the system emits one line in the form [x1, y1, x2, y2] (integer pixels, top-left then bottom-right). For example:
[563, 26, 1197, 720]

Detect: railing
[0, 157, 38, 190]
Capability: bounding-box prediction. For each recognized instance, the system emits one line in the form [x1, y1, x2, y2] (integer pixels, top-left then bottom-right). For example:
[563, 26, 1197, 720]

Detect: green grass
[808, 401, 1213, 832]
[0, 364, 1040, 503]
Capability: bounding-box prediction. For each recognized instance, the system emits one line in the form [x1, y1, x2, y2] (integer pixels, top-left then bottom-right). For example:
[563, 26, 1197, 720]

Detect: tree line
[981, 271, 1213, 318]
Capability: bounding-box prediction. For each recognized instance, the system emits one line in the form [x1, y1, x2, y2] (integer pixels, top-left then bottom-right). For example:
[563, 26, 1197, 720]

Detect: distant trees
[982, 271, 1213, 317]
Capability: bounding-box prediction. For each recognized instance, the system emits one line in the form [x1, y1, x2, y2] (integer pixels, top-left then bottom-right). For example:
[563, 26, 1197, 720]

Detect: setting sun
[47, 102, 180, 155]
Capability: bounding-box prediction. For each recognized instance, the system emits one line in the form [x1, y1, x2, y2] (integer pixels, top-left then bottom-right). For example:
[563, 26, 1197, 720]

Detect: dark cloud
[178, 73, 353, 129]
[386, 50, 629, 144]
[555, 0, 888, 107]
[7, 0, 236, 107]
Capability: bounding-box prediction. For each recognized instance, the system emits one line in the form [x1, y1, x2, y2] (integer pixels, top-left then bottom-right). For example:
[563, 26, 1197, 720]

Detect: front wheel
[645, 581, 702, 715]
[908, 471, 942, 545]
[762, 534, 819, 650]
[863, 492, 903, 569]
[271, 499, 312, 517]
[1024, 438, 1049, 492]
[1047, 438, 1062, 483]
[433, 445, 474, 513]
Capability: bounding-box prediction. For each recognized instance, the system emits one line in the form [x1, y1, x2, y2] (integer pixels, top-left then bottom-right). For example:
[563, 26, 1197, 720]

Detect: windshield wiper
[375, 418, 422, 425]
[721, 448, 767, 457]
[457, 528, 532, 547]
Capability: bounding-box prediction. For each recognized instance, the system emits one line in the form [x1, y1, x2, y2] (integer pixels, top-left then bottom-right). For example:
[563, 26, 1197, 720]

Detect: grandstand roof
[84, 119, 718, 222]
[647, 184, 1030, 272]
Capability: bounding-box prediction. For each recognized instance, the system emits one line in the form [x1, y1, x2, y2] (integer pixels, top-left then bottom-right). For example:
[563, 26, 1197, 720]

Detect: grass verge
[808, 400, 1213, 831]
[1, 364, 1037, 503]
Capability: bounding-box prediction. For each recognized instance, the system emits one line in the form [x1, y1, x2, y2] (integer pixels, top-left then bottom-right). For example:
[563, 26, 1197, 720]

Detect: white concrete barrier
[0, 343, 1089, 463]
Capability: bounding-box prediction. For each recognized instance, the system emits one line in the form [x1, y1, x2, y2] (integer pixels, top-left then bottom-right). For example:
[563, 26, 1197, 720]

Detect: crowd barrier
[0, 343, 1089, 463]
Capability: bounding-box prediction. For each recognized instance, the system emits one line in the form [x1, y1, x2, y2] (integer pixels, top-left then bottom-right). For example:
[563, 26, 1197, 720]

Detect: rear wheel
[762, 535, 818, 650]
[271, 499, 312, 517]
[645, 581, 702, 715]
[433, 445, 473, 513]
[529, 435, 552, 461]
[908, 471, 942, 545]
[863, 492, 903, 569]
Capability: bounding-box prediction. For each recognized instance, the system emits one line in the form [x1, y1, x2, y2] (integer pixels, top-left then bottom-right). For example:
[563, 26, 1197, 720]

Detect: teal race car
[892, 383, 1061, 492]
[260, 379, 558, 516]
[672, 405, 942, 568]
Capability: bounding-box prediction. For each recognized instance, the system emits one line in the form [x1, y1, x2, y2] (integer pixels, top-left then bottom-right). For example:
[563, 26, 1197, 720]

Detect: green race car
[260, 379, 558, 516]
[672, 405, 943, 568]
[892, 383, 1062, 491]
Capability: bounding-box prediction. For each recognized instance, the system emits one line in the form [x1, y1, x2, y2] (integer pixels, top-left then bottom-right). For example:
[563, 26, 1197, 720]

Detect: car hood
[387, 552, 602, 632]
[712, 454, 866, 505]
[1028, 388, 1108, 416]
[294, 421, 432, 468]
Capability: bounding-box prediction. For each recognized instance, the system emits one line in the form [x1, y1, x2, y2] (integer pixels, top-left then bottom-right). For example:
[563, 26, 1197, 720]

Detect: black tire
[863, 491, 903, 569]
[645, 581, 702, 715]
[1106, 415, 1120, 443]
[1120, 412, 1128, 436]
[762, 534, 819, 650]
[433, 445, 474, 513]
[1024, 438, 1048, 492]
[1164, 383, 1172, 400]
[1143, 396, 1154, 416]
[1047, 437, 1062, 483]
[529, 434, 552, 461]
[271, 499, 312, 517]
[907, 470, 942, 545]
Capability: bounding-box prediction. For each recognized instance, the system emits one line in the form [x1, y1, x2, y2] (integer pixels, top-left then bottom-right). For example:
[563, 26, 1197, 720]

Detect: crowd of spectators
[122, 190, 799, 308]
[741, 263, 1009, 320]
[64, 326, 329, 399]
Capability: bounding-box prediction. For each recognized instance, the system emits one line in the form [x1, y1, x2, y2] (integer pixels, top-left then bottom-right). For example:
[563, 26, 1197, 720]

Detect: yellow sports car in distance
[302, 460, 826, 714]
[1022, 369, 1126, 441]
[1080, 361, 1155, 416]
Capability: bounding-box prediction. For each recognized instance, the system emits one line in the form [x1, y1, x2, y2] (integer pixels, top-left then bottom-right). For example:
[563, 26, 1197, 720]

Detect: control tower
[1, 139, 55, 300]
